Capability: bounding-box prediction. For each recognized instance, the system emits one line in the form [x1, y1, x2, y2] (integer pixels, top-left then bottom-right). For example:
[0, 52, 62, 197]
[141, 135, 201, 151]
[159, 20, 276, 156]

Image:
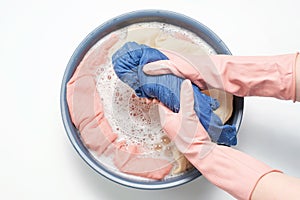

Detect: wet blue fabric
[112, 42, 237, 146]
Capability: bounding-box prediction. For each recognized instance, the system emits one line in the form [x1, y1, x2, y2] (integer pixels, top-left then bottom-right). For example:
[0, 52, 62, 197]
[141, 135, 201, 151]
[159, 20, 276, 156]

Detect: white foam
[89, 22, 216, 181]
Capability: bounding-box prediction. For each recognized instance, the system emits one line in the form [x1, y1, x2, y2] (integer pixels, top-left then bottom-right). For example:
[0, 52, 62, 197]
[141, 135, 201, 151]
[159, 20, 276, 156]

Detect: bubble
[154, 144, 163, 151]
[161, 135, 171, 145]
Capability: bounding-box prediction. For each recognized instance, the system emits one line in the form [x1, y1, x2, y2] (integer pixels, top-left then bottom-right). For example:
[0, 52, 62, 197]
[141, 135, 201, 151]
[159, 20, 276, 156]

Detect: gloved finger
[143, 50, 207, 89]
[177, 80, 211, 152]
[143, 60, 186, 79]
[178, 79, 197, 122]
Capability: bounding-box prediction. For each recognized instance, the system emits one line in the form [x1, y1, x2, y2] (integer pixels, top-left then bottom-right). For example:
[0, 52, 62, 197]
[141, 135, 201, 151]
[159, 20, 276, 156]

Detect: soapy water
[97, 66, 174, 158]
[88, 22, 219, 180]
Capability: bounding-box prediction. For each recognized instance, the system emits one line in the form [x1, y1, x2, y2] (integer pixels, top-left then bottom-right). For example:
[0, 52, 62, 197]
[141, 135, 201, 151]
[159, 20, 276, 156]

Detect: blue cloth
[112, 42, 237, 146]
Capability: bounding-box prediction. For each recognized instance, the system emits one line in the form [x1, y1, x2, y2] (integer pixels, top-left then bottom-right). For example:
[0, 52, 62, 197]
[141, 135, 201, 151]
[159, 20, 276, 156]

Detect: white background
[1, 0, 300, 199]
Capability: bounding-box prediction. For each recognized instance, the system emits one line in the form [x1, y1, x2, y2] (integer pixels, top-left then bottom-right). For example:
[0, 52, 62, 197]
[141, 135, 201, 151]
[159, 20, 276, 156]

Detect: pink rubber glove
[144, 49, 298, 101]
[158, 79, 281, 200]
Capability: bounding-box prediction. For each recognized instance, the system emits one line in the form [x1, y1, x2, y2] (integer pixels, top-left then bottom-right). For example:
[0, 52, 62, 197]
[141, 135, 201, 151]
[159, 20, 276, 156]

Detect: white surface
[1, 0, 300, 199]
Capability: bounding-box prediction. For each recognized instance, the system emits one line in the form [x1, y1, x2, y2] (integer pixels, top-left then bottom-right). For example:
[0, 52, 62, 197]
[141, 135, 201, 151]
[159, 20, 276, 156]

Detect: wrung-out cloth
[112, 42, 237, 146]
[66, 35, 173, 180]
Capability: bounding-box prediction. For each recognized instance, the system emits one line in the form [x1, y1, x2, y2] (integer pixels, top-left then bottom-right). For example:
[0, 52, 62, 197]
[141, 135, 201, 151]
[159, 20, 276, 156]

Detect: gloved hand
[112, 42, 237, 146]
[159, 79, 280, 200]
[144, 49, 298, 101]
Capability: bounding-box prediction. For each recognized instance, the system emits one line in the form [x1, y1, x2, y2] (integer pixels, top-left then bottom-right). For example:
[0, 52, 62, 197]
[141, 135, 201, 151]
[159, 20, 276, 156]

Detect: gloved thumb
[179, 79, 198, 122]
[157, 79, 198, 139]
[143, 60, 185, 79]
[157, 79, 195, 127]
